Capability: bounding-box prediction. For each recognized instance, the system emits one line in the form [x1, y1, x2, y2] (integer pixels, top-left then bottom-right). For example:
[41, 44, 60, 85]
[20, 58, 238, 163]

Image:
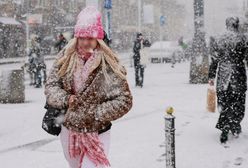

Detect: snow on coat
[45, 50, 133, 133]
[208, 30, 248, 92]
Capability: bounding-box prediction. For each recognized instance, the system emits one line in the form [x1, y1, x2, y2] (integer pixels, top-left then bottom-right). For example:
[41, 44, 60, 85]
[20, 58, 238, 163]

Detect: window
[36, 0, 44, 7]
[70, 0, 76, 12]
[55, 0, 61, 7]
[44, 0, 49, 7]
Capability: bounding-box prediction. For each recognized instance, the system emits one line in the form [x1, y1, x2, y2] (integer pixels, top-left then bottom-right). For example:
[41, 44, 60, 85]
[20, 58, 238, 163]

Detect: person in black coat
[208, 17, 248, 143]
[103, 31, 111, 47]
[54, 33, 68, 52]
[29, 36, 46, 88]
[133, 33, 151, 87]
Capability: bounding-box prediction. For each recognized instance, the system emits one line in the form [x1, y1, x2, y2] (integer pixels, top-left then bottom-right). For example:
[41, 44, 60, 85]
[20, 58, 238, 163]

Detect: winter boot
[232, 125, 242, 138]
[35, 84, 42, 88]
[220, 130, 228, 143]
[29, 82, 35, 86]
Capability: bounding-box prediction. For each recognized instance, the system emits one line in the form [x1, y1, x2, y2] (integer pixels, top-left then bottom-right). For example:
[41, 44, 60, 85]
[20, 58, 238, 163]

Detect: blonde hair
[57, 38, 126, 80]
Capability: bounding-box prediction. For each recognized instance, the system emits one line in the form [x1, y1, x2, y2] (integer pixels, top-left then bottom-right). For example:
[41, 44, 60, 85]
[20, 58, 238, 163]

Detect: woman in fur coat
[45, 6, 133, 168]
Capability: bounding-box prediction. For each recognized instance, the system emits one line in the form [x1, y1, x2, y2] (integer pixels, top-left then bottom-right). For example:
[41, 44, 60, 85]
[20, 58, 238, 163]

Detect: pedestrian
[171, 52, 176, 68]
[45, 6, 133, 168]
[55, 33, 68, 52]
[133, 33, 151, 87]
[208, 17, 248, 144]
[103, 31, 111, 47]
[28, 36, 46, 87]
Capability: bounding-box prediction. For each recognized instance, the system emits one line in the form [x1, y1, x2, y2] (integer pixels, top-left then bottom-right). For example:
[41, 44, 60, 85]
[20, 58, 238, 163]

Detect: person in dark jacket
[28, 36, 46, 88]
[208, 17, 248, 143]
[55, 33, 68, 52]
[103, 30, 111, 47]
[133, 33, 151, 87]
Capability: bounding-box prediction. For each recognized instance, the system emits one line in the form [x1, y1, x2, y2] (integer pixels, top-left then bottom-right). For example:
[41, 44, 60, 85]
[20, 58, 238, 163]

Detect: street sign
[104, 0, 112, 9]
[160, 15, 166, 26]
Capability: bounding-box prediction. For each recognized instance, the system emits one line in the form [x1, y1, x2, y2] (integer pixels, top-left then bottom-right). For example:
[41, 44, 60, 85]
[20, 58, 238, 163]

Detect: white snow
[0, 70, 11, 92]
[0, 55, 248, 168]
[150, 41, 178, 50]
[149, 41, 180, 58]
[75, 6, 100, 28]
[0, 17, 22, 26]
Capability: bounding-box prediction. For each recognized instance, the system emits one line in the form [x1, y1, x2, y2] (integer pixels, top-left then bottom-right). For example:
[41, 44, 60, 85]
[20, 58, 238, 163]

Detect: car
[149, 41, 182, 63]
[172, 48, 185, 63]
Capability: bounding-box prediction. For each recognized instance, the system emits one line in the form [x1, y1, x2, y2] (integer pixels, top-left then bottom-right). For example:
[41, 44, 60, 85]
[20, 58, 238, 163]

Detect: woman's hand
[209, 79, 214, 86]
[68, 95, 78, 110]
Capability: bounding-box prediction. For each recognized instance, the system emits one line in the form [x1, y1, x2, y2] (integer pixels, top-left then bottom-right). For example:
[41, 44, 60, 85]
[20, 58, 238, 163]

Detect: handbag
[207, 86, 216, 113]
[140, 43, 150, 67]
[42, 102, 67, 136]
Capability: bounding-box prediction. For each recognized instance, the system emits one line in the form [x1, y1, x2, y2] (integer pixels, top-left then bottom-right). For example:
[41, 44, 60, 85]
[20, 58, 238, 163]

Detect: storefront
[0, 17, 25, 58]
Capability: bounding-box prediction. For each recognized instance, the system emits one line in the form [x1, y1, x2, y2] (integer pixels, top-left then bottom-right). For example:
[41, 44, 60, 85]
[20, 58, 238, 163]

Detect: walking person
[103, 31, 111, 47]
[171, 52, 176, 68]
[55, 33, 68, 52]
[133, 33, 151, 87]
[208, 17, 248, 144]
[45, 6, 133, 168]
[29, 36, 45, 88]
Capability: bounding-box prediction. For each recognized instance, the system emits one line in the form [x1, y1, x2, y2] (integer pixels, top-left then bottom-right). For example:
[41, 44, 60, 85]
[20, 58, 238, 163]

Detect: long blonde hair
[56, 38, 126, 80]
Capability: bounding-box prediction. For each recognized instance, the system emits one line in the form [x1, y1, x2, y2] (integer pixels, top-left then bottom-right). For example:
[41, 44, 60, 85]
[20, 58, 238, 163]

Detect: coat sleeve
[208, 37, 219, 80]
[74, 75, 133, 125]
[44, 52, 70, 109]
[245, 49, 248, 67]
[54, 40, 61, 48]
[133, 41, 141, 54]
[244, 37, 248, 66]
[94, 78, 133, 122]
[208, 57, 218, 80]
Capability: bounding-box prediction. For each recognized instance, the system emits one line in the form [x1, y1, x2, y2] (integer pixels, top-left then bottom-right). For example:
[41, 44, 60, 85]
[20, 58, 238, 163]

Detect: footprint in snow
[242, 134, 248, 139]
[181, 121, 190, 127]
[157, 153, 166, 162]
[234, 157, 244, 166]
[222, 160, 231, 168]
[244, 148, 248, 154]
[159, 142, 165, 148]
[200, 115, 209, 119]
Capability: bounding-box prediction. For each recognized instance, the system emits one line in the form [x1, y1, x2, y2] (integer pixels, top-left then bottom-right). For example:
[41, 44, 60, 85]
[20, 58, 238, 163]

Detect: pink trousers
[60, 126, 111, 168]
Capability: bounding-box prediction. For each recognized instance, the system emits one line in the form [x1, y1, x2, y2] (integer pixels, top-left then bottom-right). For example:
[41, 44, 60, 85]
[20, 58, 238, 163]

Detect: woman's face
[77, 38, 98, 52]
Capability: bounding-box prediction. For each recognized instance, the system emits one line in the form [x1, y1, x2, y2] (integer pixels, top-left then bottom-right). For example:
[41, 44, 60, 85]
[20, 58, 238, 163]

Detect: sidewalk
[0, 55, 57, 65]
[1, 62, 248, 168]
[0, 51, 132, 65]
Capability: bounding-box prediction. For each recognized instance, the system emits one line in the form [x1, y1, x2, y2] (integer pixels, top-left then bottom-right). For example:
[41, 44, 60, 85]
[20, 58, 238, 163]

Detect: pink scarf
[68, 131, 110, 167]
[68, 48, 110, 167]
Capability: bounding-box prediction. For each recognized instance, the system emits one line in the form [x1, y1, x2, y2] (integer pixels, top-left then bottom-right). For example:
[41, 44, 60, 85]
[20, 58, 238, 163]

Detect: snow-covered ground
[0, 56, 248, 168]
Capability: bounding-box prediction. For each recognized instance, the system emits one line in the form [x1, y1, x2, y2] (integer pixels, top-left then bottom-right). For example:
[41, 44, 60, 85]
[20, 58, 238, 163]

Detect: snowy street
[2, 0, 248, 167]
[1, 56, 248, 168]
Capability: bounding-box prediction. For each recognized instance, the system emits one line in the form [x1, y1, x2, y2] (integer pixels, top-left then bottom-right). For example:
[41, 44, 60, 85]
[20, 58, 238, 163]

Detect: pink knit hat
[74, 6, 104, 39]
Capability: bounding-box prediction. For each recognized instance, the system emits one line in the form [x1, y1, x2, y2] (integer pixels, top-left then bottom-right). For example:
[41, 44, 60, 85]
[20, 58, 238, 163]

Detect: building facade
[0, 0, 187, 56]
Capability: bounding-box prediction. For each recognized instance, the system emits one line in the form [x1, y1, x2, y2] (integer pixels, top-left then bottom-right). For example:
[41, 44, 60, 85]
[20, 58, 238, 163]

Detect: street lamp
[138, 0, 141, 32]
[104, 0, 112, 39]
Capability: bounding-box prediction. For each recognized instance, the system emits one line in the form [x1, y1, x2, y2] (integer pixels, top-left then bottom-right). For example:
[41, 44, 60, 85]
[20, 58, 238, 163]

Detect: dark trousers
[34, 63, 47, 86]
[34, 67, 42, 87]
[216, 86, 246, 133]
[134, 59, 144, 86]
